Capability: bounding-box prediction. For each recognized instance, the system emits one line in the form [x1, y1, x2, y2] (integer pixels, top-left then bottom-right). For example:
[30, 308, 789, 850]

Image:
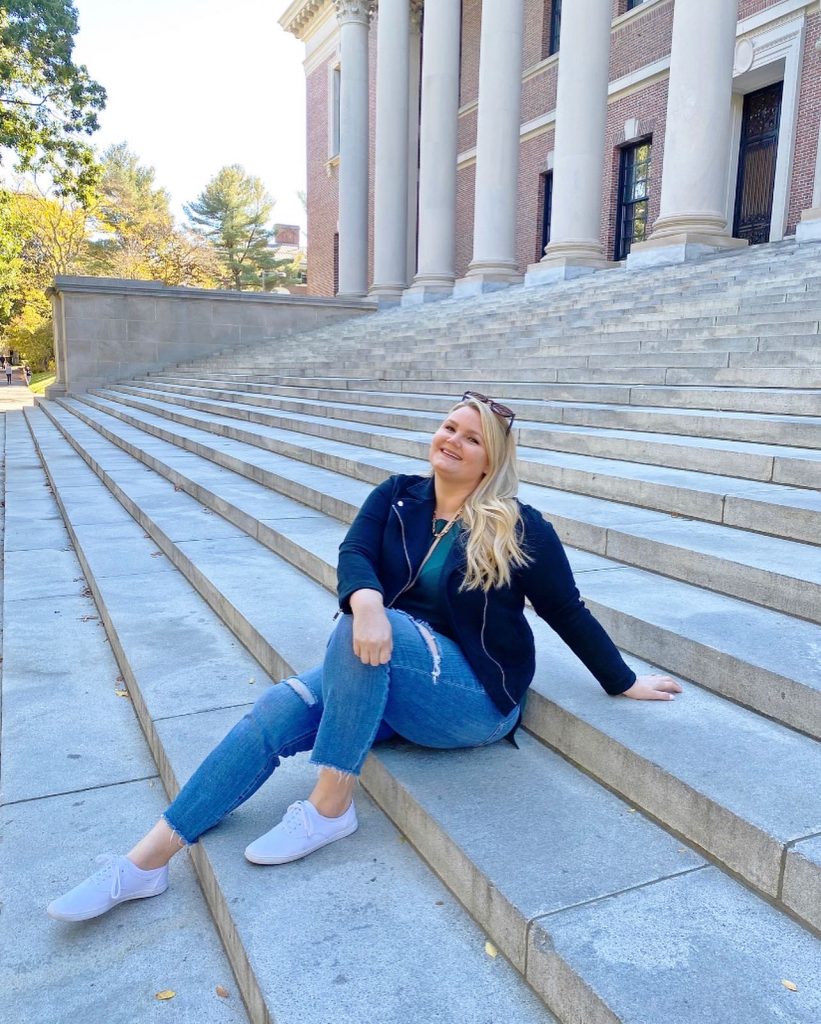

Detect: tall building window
[615, 139, 652, 260]
[546, 0, 561, 56]
[625, 0, 652, 10]
[539, 171, 553, 258]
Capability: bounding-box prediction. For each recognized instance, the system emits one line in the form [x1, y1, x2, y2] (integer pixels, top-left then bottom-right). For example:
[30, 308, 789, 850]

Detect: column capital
[334, 0, 373, 27]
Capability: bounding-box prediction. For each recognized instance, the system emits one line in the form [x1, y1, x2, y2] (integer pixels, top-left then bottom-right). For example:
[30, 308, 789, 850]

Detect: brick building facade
[281, 0, 821, 299]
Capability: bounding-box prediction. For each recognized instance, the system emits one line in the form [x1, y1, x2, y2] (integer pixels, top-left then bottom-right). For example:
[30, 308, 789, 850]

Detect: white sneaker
[244, 800, 358, 865]
[47, 854, 169, 922]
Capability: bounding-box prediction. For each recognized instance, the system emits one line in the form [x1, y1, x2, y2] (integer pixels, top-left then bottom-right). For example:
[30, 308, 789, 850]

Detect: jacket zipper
[386, 502, 417, 608]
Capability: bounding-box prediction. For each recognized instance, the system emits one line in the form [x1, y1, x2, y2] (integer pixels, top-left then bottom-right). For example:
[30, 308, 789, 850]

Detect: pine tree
[185, 165, 279, 291]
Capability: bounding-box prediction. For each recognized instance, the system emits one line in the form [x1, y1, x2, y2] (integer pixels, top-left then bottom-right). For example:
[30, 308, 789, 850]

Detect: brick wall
[455, 162, 476, 279]
[459, 0, 482, 107]
[517, 130, 555, 271]
[738, 0, 774, 19]
[787, 9, 820, 232]
[609, 0, 674, 80]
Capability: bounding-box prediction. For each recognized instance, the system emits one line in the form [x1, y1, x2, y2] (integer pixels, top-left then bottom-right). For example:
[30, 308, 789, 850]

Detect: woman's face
[429, 405, 489, 491]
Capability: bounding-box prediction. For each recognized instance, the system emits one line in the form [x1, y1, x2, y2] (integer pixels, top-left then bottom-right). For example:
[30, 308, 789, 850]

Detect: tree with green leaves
[185, 165, 283, 291]
[87, 143, 220, 286]
[0, 1, 106, 205]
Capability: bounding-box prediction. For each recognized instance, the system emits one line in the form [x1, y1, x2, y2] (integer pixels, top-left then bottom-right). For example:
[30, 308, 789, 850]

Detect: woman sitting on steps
[48, 391, 682, 922]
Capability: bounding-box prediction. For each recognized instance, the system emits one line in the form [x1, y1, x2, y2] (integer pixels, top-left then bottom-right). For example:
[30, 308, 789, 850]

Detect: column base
[524, 255, 610, 288]
[452, 262, 522, 298]
[626, 231, 747, 271]
[796, 208, 821, 244]
[401, 279, 455, 306]
[44, 382, 67, 399]
[368, 284, 405, 308]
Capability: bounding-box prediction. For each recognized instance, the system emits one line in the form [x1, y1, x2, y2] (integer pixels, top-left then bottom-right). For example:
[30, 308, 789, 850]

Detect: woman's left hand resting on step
[621, 675, 683, 701]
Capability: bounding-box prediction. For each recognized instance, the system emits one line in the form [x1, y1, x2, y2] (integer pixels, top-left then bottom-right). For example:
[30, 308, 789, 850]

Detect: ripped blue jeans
[163, 610, 518, 844]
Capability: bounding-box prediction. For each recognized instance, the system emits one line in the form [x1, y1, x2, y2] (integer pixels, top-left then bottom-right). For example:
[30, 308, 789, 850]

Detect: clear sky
[71, 0, 307, 233]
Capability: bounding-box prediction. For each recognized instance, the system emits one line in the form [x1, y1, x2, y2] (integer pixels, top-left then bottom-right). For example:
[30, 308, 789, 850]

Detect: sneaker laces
[283, 801, 313, 838]
[91, 853, 124, 900]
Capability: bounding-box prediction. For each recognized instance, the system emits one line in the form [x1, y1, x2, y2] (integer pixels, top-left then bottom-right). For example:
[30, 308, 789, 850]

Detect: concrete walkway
[0, 368, 34, 412]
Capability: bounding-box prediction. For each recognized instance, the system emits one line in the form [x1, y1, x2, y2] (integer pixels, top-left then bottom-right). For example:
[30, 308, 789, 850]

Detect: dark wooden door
[733, 82, 783, 245]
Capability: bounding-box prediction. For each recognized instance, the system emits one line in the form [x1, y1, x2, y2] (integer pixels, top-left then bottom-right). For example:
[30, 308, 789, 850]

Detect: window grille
[615, 139, 652, 260]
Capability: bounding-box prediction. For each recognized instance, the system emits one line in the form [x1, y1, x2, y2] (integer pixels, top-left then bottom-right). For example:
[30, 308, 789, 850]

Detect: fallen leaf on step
[150, 551, 163, 557]
[248, 677, 256, 685]
[216, 986, 230, 999]
[782, 980, 798, 992]
[155, 990, 176, 1001]
[114, 688, 130, 699]
[484, 941, 498, 959]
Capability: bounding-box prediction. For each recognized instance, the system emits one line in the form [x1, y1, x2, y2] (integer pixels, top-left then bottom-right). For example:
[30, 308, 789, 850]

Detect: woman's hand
[350, 589, 393, 666]
[621, 674, 683, 701]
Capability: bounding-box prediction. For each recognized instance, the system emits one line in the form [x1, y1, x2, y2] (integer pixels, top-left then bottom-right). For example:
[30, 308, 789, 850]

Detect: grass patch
[29, 371, 55, 395]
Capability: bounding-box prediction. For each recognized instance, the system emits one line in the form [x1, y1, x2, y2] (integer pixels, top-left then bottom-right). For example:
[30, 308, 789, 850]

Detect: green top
[394, 521, 462, 638]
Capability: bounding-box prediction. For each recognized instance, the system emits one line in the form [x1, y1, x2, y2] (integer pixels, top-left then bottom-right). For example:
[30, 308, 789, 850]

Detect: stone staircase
[15, 238, 821, 1022]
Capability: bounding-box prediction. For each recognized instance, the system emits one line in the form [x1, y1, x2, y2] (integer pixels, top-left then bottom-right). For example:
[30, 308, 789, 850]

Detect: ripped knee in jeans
[409, 618, 442, 684]
[282, 676, 318, 707]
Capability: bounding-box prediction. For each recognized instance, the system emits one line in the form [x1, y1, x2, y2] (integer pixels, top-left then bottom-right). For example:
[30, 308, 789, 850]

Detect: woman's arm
[337, 478, 399, 665]
[337, 477, 396, 611]
[521, 510, 681, 700]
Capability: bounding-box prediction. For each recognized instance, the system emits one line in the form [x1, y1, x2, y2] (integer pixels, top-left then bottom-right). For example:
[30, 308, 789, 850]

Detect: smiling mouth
[440, 448, 461, 461]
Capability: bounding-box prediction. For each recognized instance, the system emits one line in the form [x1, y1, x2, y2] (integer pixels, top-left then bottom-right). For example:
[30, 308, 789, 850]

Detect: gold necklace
[432, 507, 463, 538]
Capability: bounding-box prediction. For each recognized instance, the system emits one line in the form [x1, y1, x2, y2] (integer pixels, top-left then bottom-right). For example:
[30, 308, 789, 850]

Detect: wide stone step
[47, 393, 821, 743]
[147, 372, 818, 487]
[31, 400, 821, 939]
[24, 405, 553, 1024]
[82, 384, 821, 624]
[86, 382, 821, 546]
[120, 375, 821, 436]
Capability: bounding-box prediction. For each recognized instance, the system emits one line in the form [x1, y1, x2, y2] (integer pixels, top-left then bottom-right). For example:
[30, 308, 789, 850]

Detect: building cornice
[279, 0, 331, 40]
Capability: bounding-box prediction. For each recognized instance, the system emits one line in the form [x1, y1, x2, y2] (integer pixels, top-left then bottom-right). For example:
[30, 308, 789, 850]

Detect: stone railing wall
[45, 277, 375, 396]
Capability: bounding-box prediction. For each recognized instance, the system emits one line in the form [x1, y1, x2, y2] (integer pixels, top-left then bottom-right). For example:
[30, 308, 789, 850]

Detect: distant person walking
[5, 364, 12, 385]
[24, 364, 32, 385]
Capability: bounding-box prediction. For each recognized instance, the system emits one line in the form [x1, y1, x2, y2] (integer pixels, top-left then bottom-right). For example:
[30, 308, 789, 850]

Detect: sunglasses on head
[461, 390, 516, 435]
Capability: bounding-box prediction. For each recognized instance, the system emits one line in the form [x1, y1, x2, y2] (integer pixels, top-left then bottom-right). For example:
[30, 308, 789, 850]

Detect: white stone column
[405, 2, 422, 287]
[402, 0, 462, 305]
[370, 0, 410, 304]
[335, 0, 372, 298]
[628, 0, 747, 269]
[525, 0, 612, 287]
[797, 53, 821, 243]
[454, 0, 525, 296]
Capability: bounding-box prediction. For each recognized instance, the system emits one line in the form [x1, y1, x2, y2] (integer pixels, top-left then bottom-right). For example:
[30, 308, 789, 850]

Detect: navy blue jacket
[337, 474, 636, 716]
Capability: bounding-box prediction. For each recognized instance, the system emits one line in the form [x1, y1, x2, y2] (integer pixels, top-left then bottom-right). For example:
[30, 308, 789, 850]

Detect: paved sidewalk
[0, 368, 34, 412]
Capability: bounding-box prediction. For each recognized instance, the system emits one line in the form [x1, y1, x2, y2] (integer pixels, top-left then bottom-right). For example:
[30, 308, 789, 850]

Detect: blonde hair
[444, 397, 531, 592]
